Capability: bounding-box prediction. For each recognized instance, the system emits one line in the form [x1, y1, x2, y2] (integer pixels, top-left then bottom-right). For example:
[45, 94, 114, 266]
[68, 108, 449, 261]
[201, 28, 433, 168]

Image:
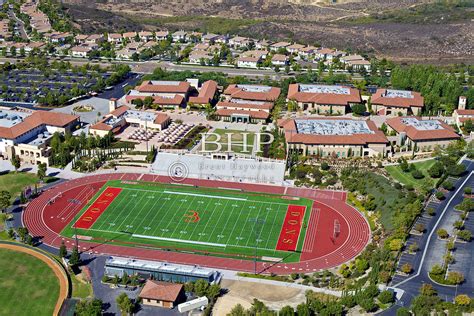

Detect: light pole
[249, 218, 265, 275]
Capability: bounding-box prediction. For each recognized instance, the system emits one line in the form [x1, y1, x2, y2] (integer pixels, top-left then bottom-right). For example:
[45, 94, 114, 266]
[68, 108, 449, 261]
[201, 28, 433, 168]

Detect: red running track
[22, 173, 370, 274]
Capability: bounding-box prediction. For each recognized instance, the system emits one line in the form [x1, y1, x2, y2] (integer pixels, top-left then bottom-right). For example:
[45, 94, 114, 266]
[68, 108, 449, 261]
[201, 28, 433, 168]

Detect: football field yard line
[132, 234, 227, 247]
[196, 197, 225, 242]
[219, 205, 240, 244]
[235, 201, 255, 245]
[165, 190, 248, 201]
[244, 201, 265, 247]
[153, 193, 187, 236]
[186, 197, 216, 240]
[127, 191, 166, 234]
[171, 194, 199, 238]
[115, 191, 156, 232]
[132, 192, 167, 233]
[168, 195, 200, 237]
[163, 194, 197, 233]
[141, 193, 177, 236]
[92, 189, 135, 231]
[224, 204, 245, 246]
[263, 202, 279, 250]
[207, 199, 231, 242]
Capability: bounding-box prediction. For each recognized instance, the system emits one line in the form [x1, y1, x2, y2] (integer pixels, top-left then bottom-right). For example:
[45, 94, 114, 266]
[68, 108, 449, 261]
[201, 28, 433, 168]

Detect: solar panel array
[295, 119, 374, 135]
[401, 118, 443, 131]
[385, 89, 414, 99]
[236, 85, 272, 92]
[231, 99, 266, 105]
[150, 81, 182, 86]
[299, 84, 350, 95]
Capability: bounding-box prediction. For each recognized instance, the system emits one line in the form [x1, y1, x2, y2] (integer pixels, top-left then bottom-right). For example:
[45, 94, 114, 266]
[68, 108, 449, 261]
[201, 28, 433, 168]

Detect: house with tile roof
[139, 280, 185, 309]
[287, 84, 362, 115]
[371, 89, 424, 116]
[278, 117, 389, 158]
[188, 80, 218, 108]
[386, 117, 460, 152]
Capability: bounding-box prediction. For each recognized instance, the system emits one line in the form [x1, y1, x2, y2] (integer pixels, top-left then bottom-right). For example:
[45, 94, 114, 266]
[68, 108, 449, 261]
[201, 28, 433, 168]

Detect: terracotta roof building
[188, 80, 218, 107]
[386, 117, 460, 152]
[0, 109, 79, 166]
[287, 84, 362, 115]
[139, 280, 185, 309]
[278, 117, 389, 158]
[223, 84, 281, 102]
[371, 89, 424, 116]
[125, 80, 192, 110]
[453, 107, 474, 129]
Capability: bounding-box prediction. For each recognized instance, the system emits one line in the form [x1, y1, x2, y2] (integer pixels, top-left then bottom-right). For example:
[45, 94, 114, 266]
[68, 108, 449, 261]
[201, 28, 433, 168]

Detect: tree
[59, 241, 67, 258]
[454, 294, 471, 306]
[11, 155, 20, 172]
[435, 191, 445, 200]
[401, 263, 412, 274]
[437, 228, 449, 239]
[396, 307, 411, 316]
[442, 180, 454, 191]
[409, 242, 419, 253]
[296, 303, 310, 316]
[279, 305, 294, 316]
[446, 271, 464, 285]
[75, 298, 103, 316]
[428, 161, 445, 178]
[194, 279, 209, 297]
[389, 239, 403, 251]
[69, 245, 81, 266]
[229, 304, 246, 316]
[352, 103, 366, 116]
[17, 227, 29, 243]
[0, 191, 11, 212]
[359, 298, 377, 312]
[457, 229, 472, 242]
[116, 293, 134, 315]
[37, 163, 47, 181]
[378, 290, 394, 304]
[420, 283, 436, 296]
[415, 223, 425, 233]
[206, 283, 221, 301]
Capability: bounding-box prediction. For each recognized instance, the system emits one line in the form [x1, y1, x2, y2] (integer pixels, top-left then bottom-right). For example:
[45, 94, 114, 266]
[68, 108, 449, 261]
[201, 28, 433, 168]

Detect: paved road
[381, 159, 474, 315]
[8, 10, 29, 40]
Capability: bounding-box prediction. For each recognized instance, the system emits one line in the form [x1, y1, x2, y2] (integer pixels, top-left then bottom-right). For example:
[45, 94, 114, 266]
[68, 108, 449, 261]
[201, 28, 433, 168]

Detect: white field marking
[150, 193, 184, 237]
[168, 194, 201, 238]
[244, 201, 265, 247]
[236, 201, 257, 246]
[71, 185, 112, 229]
[196, 196, 226, 242]
[114, 189, 152, 233]
[293, 206, 308, 251]
[92, 188, 135, 231]
[164, 190, 247, 201]
[223, 203, 244, 246]
[130, 191, 167, 234]
[132, 234, 227, 247]
[263, 202, 280, 250]
[139, 192, 174, 236]
[163, 192, 197, 234]
[187, 196, 216, 239]
[207, 199, 231, 240]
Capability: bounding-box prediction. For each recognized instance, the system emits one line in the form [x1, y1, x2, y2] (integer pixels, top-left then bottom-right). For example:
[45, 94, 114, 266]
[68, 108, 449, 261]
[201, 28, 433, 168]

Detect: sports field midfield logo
[183, 210, 200, 223]
[74, 187, 122, 229]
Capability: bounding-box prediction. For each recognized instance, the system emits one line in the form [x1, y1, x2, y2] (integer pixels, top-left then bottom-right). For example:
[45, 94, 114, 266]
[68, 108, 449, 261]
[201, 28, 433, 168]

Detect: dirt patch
[214, 279, 306, 314]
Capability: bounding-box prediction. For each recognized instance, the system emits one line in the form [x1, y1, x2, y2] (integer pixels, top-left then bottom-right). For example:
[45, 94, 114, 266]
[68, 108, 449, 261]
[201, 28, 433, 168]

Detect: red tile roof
[224, 85, 281, 102]
[154, 113, 170, 124]
[0, 111, 79, 139]
[278, 117, 388, 145]
[371, 89, 424, 108]
[139, 280, 183, 302]
[90, 118, 113, 131]
[125, 95, 184, 106]
[386, 117, 460, 141]
[287, 84, 361, 106]
[136, 81, 191, 94]
[216, 108, 270, 120]
[455, 109, 474, 115]
[188, 80, 218, 105]
[110, 105, 130, 117]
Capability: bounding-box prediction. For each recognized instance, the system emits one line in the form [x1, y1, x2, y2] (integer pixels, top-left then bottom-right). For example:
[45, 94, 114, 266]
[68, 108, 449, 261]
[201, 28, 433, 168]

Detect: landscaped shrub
[437, 228, 449, 239]
[435, 191, 445, 200]
[378, 290, 394, 304]
[442, 181, 454, 191]
[411, 169, 424, 179]
[457, 229, 472, 242]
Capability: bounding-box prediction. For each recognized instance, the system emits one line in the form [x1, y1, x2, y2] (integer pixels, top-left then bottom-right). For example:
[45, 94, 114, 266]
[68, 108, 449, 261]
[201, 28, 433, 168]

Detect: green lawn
[0, 172, 38, 202]
[62, 180, 313, 263]
[385, 159, 436, 189]
[201, 129, 255, 154]
[0, 248, 60, 316]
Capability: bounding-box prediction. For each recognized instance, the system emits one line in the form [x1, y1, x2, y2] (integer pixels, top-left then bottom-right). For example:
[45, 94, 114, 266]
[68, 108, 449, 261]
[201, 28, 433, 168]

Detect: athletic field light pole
[249, 218, 265, 275]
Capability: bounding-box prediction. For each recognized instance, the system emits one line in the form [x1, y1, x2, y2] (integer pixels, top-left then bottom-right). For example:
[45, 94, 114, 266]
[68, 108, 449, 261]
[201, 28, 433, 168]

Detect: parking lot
[0, 68, 112, 104]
